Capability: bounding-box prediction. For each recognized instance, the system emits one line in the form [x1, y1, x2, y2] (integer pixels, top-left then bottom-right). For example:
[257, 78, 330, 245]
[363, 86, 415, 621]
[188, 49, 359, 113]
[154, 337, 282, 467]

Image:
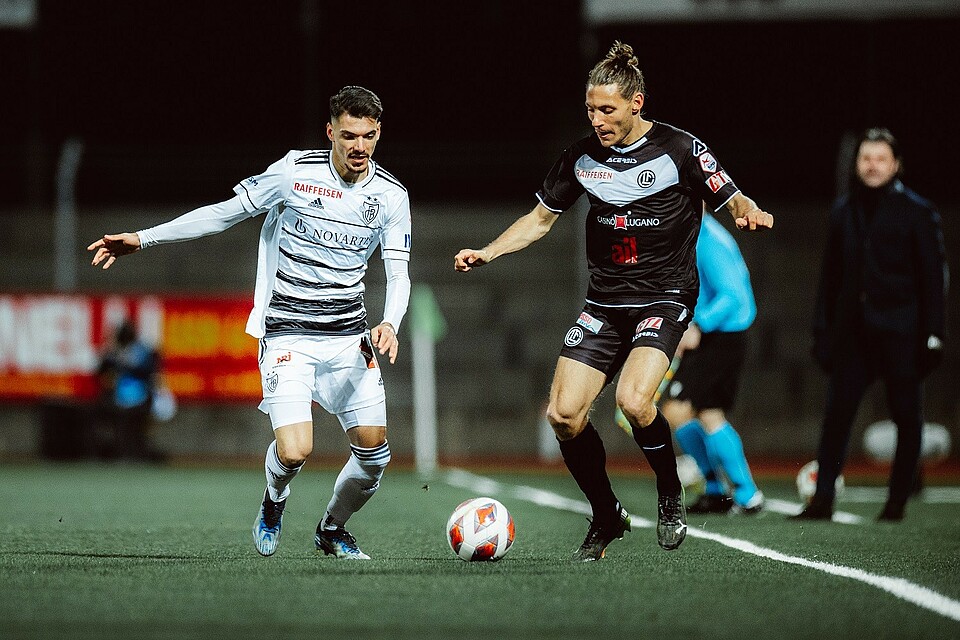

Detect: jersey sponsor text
[293, 182, 343, 198]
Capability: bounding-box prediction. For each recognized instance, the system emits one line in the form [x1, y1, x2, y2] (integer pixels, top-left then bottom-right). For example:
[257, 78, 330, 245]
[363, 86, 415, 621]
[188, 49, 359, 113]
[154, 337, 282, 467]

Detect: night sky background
[2, 1, 959, 208]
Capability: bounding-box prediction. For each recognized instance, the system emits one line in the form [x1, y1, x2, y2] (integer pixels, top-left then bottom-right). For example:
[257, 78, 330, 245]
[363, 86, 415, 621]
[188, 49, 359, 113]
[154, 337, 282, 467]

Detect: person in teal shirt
[660, 211, 763, 513]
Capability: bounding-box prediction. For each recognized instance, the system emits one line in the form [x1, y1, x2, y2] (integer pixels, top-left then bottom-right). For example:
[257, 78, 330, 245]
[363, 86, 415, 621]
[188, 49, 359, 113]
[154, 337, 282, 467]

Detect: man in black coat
[795, 128, 948, 522]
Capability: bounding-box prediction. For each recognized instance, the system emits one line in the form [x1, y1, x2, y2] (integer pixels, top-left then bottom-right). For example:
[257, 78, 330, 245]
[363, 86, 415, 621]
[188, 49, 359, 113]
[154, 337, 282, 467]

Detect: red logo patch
[637, 317, 663, 332]
[707, 170, 731, 193]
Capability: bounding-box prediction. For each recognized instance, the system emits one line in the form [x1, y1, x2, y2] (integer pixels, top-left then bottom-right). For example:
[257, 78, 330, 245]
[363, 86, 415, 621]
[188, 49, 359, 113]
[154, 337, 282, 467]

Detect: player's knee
[616, 394, 657, 429]
[661, 399, 694, 429]
[545, 403, 586, 440]
[278, 440, 312, 467]
[698, 408, 727, 433]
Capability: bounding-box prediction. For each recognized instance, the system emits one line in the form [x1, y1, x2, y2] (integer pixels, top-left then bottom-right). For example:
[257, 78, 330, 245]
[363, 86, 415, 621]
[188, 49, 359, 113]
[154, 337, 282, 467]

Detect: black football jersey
[536, 122, 740, 305]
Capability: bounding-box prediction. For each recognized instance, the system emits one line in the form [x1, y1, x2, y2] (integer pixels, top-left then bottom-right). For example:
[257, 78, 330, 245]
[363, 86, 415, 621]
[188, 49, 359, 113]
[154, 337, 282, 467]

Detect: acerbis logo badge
[564, 327, 584, 347]
[637, 169, 656, 188]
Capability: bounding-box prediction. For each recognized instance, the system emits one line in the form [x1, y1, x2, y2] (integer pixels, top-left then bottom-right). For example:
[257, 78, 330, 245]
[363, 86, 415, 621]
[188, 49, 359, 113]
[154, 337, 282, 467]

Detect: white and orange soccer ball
[796, 460, 845, 504]
[446, 497, 515, 562]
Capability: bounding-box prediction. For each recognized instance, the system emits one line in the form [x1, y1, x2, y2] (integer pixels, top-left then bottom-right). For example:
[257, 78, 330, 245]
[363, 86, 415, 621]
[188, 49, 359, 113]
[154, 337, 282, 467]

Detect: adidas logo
[308, 198, 324, 209]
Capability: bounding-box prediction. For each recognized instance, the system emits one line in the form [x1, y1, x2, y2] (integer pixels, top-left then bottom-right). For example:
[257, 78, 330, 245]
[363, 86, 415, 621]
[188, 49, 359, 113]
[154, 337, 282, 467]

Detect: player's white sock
[322, 442, 391, 530]
[264, 439, 303, 503]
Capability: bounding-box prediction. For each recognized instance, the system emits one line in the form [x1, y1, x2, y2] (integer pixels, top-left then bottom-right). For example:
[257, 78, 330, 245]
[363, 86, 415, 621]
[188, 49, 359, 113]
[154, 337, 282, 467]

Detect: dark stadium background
[0, 0, 958, 465]
[4, 1, 959, 206]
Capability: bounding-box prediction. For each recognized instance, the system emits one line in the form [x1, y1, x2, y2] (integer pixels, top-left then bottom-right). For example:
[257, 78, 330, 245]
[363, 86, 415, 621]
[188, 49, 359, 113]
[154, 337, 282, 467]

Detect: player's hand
[454, 249, 490, 272]
[735, 209, 774, 231]
[371, 322, 399, 364]
[87, 233, 142, 269]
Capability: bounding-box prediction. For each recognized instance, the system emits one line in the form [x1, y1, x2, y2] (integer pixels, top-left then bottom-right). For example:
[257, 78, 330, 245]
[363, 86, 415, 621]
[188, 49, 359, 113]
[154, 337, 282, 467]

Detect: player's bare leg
[616, 347, 687, 550]
[547, 357, 631, 561]
[254, 420, 311, 556]
[316, 425, 389, 560]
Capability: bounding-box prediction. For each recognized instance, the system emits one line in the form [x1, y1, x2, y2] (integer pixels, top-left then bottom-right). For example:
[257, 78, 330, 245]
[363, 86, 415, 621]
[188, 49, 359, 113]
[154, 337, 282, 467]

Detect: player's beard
[348, 154, 368, 170]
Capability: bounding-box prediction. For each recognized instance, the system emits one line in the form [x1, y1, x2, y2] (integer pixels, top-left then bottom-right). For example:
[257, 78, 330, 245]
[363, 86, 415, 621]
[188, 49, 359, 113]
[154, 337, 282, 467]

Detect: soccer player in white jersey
[456, 42, 773, 561]
[89, 86, 412, 560]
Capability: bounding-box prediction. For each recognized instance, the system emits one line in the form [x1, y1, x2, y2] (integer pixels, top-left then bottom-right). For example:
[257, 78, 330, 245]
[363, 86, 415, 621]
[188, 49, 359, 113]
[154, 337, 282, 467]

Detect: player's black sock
[558, 421, 619, 526]
[633, 410, 682, 496]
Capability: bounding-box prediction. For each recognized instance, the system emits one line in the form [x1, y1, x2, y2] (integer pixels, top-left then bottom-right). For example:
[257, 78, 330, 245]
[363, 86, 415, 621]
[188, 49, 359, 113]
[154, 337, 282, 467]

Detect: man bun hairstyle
[330, 85, 383, 122]
[588, 41, 645, 99]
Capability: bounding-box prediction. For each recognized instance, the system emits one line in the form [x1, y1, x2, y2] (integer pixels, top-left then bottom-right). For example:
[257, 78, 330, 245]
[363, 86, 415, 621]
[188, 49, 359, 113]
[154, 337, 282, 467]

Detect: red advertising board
[0, 294, 261, 402]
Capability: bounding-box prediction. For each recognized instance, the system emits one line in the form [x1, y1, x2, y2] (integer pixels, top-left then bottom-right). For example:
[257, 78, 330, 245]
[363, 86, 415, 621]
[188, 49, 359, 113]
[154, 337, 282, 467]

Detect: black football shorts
[558, 300, 693, 381]
[664, 330, 747, 411]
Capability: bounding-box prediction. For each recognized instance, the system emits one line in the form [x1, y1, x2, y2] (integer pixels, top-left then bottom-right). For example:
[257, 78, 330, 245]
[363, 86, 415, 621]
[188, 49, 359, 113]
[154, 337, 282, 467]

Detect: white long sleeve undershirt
[382, 257, 411, 333]
[137, 195, 253, 248]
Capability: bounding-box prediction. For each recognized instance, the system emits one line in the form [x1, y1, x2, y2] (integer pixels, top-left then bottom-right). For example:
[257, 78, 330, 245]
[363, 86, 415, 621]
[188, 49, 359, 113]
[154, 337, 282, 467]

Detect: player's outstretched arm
[87, 233, 142, 270]
[89, 196, 255, 270]
[726, 192, 774, 231]
[454, 203, 559, 272]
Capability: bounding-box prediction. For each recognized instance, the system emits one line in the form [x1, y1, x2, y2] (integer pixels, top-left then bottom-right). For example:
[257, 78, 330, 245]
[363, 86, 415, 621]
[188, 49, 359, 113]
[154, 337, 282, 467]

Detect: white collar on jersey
[328, 154, 379, 190]
[611, 122, 655, 154]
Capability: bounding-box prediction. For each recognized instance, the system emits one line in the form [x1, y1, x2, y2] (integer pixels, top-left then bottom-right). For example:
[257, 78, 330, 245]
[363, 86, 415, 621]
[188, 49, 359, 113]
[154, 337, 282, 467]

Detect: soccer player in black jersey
[455, 41, 773, 561]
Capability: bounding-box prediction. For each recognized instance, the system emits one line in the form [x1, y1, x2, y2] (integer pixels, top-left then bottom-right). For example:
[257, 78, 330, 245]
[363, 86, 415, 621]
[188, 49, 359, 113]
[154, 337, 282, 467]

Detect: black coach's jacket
[812, 179, 948, 376]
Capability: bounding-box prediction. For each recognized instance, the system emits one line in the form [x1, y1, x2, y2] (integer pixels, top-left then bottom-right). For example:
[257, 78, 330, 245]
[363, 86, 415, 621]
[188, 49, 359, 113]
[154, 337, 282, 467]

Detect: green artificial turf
[1, 463, 958, 639]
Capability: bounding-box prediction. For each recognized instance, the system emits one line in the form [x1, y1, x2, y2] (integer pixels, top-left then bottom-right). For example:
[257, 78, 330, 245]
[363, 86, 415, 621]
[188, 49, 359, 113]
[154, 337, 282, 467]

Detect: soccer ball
[446, 497, 515, 562]
[863, 420, 952, 464]
[796, 460, 844, 503]
[676, 454, 705, 489]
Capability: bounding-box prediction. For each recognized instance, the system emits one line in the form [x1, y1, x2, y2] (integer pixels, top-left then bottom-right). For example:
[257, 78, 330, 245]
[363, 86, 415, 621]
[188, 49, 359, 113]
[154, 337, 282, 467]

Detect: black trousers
[815, 329, 923, 508]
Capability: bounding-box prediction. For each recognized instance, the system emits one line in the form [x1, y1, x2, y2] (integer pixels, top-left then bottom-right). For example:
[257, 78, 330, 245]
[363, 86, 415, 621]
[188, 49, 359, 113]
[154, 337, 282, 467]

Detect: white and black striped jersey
[536, 122, 740, 306]
[235, 149, 411, 337]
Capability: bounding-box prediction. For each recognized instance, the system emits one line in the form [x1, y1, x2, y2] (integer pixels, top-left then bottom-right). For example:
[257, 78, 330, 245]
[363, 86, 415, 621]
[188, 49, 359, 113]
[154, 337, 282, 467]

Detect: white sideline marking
[443, 468, 960, 624]
[764, 498, 863, 524]
[842, 486, 960, 504]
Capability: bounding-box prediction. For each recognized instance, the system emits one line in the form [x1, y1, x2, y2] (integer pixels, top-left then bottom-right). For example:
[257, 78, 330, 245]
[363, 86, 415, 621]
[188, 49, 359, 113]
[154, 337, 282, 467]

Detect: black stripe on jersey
[373, 168, 407, 192]
[281, 226, 367, 252]
[276, 269, 357, 290]
[268, 291, 364, 316]
[294, 160, 330, 165]
[295, 151, 330, 164]
[265, 315, 368, 337]
[296, 210, 373, 230]
[278, 246, 364, 272]
[239, 183, 257, 210]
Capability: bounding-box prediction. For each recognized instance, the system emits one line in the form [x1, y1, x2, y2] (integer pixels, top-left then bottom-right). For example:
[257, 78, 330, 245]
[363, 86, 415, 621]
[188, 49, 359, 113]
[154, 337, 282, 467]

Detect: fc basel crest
[362, 197, 380, 224]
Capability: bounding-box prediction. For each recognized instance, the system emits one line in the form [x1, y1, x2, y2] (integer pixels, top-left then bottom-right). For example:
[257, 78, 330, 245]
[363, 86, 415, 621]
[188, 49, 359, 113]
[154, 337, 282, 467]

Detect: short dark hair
[859, 127, 901, 160]
[587, 41, 645, 99]
[329, 86, 383, 122]
[857, 127, 903, 178]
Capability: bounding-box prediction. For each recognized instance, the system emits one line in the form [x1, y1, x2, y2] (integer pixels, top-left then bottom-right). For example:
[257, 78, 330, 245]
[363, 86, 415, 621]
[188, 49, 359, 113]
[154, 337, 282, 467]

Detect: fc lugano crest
[564, 327, 584, 347]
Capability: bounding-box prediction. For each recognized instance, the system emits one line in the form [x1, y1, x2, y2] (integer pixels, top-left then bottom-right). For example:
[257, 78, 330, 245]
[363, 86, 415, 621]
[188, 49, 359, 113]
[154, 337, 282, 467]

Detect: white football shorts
[257, 333, 386, 431]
